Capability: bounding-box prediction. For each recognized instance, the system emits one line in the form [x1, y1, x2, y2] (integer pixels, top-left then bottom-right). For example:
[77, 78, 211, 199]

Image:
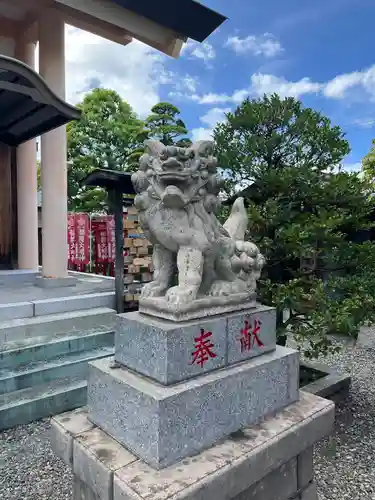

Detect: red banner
[67, 214, 77, 265]
[107, 215, 116, 263]
[92, 219, 108, 264]
[67, 213, 90, 266]
[76, 213, 90, 265]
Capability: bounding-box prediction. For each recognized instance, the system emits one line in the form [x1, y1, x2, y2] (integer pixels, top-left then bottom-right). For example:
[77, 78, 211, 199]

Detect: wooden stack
[123, 206, 153, 307]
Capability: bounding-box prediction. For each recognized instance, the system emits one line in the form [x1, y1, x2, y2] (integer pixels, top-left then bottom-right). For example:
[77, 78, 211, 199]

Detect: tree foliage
[67, 88, 145, 212]
[145, 102, 191, 146]
[215, 94, 375, 358]
[362, 138, 375, 184]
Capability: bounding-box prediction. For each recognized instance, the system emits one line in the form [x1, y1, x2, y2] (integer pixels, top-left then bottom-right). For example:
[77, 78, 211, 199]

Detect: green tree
[145, 102, 191, 146]
[362, 139, 375, 185]
[215, 94, 375, 358]
[67, 88, 145, 212]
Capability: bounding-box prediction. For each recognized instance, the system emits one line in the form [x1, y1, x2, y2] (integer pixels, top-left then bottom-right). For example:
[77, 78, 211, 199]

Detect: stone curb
[300, 360, 351, 401]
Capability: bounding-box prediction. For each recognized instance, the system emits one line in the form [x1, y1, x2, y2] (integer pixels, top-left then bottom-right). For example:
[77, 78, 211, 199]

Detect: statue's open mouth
[158, 171, 189, 181]
[161, 185, 189, 208]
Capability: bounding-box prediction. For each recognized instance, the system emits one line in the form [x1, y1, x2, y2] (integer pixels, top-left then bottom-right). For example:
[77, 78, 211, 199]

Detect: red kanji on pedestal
[237, 318, 264, 353]
[191, 329, 217, 368]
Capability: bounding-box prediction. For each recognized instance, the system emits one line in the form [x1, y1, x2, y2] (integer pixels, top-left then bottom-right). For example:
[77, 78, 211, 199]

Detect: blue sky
[150, 0, 375, 171]
[65, 0, 375, 171]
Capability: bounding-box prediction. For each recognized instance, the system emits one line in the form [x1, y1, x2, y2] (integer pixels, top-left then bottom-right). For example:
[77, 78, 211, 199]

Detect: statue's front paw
[141, 281, 167, 298]
[166, 286, 197, 307]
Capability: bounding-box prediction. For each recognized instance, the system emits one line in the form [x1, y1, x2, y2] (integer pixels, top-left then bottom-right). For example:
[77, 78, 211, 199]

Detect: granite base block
[88, 346, 299, 469]
[51, 392, 334, 500]
[115, 311, 227, 384]
[115, 305, 276, 385]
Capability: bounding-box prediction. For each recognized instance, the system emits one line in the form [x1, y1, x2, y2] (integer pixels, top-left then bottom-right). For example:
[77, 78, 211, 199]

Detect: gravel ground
[0, 420, 72, 500]
[314, 342, 375, 500]
[0, 341, 374, 499]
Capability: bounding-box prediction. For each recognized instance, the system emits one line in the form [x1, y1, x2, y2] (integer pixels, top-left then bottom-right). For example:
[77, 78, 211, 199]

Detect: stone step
[32, 292, 115, 317]
[0, 330, 115, 370]
[0, 346, 115, 394]
[0, 291, 115, 322]
[0, 307, 117, 344]
[0, 270, 38, 286]
[0, 377, 88, 431]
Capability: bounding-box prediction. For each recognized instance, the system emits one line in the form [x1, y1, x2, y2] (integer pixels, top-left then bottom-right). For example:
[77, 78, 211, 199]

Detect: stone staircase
[0, 290, 117, 431]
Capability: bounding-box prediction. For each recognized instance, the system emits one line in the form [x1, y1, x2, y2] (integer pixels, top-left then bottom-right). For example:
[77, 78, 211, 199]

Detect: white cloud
[250, 66, 375, 102]
[194, 92, 232, 104]
[181, 40, 216, 62]
[200, 107, 231, 128]
[191, 74, 321, 105]
[64, 26, 169, 116]
[225, 33, 283, 58]
[324, 72, 364, 99]
[192, 42, 216, 61]
[182, 75, 198, 93]
[191, 127, 214, 142]
[323, 65, 375, 100]
[191, 107, 230, 143]
[250, 74, 323, 98]
[191, 89, 248, 105]
[352, 118, 375, 128]
[167, 75, 199, 101]
[342, 162, 362, 172]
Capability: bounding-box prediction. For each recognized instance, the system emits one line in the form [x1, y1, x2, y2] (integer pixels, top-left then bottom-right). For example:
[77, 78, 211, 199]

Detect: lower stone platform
[50, 391, 334, 500]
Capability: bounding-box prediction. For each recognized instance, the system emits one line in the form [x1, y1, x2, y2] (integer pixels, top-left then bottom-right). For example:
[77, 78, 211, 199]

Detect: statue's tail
[223, 197, 248, 241]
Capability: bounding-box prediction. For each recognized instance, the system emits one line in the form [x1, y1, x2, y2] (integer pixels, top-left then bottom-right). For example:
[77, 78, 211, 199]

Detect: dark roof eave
[0, 55, 81, 146]
[109, 0, 227, 42]
[82, 169, 136, 195]
[0, 56, 81, 122]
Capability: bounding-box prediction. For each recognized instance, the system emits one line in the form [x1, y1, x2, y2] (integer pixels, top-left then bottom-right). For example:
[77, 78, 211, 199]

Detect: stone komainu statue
[131, 140, 265, 311]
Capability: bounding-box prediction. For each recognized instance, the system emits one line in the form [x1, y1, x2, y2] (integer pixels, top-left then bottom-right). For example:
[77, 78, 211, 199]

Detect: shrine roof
[108, 0, 227, 42]
[0, 55, 80, 147]
[82, 169, 136, 197]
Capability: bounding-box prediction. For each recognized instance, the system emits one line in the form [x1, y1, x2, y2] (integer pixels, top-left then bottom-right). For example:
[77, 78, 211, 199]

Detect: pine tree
[145, 102, 191, 146]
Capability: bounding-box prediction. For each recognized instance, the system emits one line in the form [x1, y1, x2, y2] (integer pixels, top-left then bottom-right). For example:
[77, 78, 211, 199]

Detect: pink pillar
[15, 41, 39, 270]
[38, 10, 68, 279]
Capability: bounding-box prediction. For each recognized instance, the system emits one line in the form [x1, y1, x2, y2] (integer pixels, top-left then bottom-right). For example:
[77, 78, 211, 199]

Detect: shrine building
[0, 0, 225, 284]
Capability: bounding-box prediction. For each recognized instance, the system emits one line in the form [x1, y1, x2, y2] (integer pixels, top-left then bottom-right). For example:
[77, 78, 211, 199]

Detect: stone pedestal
[50, 304, 335, 499]
[86, 306, 299, 468]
